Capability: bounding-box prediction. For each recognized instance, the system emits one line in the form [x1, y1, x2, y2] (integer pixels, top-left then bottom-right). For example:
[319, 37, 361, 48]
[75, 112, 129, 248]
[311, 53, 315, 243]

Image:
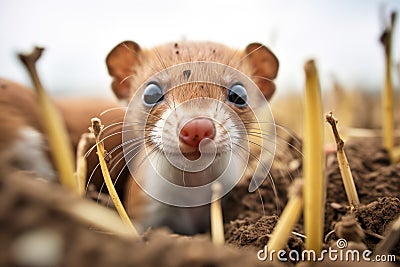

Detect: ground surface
[0, 136, 399, 266]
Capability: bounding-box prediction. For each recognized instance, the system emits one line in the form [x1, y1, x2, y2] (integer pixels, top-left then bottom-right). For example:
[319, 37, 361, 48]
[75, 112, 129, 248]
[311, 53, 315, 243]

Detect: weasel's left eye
[227, 84, 248, 107]
[142, 83, 164, 106]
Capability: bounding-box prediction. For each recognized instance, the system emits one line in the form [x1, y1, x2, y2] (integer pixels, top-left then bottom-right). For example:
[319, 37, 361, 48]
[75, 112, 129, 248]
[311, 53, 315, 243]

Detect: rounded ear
[106, 41, 141, 99]
[245, 43, 279, 101]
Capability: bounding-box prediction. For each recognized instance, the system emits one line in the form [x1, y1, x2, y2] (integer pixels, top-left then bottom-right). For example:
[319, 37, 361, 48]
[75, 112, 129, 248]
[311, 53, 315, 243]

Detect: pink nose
[179, 118, 215, 147]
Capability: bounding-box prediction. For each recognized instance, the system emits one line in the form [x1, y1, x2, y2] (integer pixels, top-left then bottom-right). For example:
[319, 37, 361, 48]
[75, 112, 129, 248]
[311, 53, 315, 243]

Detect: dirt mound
[0, 136, 399, 266]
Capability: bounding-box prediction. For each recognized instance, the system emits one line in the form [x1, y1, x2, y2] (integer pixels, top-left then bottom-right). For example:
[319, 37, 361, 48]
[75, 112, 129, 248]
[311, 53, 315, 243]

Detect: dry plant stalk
[393, 146, 400, 163]
[303, 59, 325, 254]
[75, 133, 95, 196]
[18, 47, 78, 193]
[7, 168, 138, 239]
[332, 79, 352, 130]
[326, 112, 360, 208]
[60, 198, 139, 239]
[90, 117, 139, 237]
[267, 179, 303, 254]
[210, 182, 224, 245]
[380, 11, 397, 161]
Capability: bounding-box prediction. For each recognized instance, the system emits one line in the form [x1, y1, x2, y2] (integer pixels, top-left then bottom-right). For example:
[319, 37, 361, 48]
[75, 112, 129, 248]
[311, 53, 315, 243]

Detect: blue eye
[142, 83, 164, 106]
[227, 84, 248, 107]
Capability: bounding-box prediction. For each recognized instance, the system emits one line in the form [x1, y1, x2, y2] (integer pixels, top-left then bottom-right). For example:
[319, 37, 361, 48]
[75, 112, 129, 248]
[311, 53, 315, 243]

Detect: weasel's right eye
[142, 83, 164, 106]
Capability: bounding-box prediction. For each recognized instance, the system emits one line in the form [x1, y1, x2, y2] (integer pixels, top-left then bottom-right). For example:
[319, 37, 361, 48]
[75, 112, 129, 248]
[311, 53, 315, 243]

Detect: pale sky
[1, 0, 399, 99]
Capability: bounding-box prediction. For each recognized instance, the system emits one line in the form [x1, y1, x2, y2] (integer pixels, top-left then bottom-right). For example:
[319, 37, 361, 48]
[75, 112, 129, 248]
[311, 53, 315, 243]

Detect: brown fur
[106, 41, 278, 101]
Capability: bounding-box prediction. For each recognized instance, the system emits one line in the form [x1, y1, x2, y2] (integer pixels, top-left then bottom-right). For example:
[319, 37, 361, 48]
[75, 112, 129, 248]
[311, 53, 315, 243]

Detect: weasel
[0, 40, 279, 235]
[105, 41, 279, 234]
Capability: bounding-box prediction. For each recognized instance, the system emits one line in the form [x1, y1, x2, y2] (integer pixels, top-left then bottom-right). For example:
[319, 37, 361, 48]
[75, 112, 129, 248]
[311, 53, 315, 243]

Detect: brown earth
[0, 135, 399, 266]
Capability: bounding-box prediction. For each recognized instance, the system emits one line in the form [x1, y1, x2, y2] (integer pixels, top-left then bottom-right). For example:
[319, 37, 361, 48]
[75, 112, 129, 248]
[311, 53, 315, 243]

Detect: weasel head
[106, 41, 279, 195]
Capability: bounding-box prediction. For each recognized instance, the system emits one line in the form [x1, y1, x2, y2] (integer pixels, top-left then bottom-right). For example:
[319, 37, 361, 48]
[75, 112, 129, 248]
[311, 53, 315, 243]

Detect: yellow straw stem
[326, 112, 360, 208]
[303, 59, 325, 254]
[18, 47, 78, 193]
[61, 198, 139, 239]
[211, 182, 224, 245]
[332, 79, 352, 130]
[90, 118, 139, 237]
[381, 12, 397, 161]
[392, 146, 400, 163]
[267, 179, 303, 254]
